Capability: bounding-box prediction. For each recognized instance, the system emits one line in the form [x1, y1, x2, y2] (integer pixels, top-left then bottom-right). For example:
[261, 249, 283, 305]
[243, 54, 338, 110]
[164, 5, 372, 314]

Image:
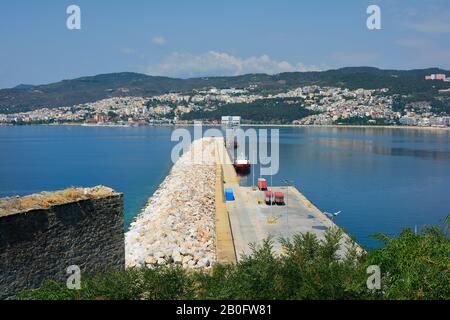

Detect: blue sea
[1, 125, 449, 249]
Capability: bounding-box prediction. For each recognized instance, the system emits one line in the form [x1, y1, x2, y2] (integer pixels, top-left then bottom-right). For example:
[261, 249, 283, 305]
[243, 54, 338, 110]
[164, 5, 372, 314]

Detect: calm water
[0, 126, 177, 229]
[1, 125, 449, 249]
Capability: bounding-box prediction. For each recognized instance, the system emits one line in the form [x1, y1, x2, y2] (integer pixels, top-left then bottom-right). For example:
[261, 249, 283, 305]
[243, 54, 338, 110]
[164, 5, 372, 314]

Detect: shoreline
[2, 122, 450, 131]
[243, 124, 450, 131]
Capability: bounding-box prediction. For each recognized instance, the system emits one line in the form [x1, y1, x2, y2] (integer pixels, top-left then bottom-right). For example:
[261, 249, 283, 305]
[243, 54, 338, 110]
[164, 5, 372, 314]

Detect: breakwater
[125, 138, 218, 269]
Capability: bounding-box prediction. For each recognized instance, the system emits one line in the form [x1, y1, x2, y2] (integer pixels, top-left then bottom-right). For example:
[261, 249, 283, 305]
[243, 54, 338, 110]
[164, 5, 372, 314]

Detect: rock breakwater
[126, 138, 219, 269]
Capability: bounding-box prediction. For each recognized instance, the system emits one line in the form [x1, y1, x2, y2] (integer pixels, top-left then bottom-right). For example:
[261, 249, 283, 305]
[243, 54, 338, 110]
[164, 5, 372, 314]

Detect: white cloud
[405, 20, 450, 34]
[121, 48, 135, 55]
[394, 38, 430, 49]
[146, 51, 321, 77]
[152, 36, 167, 46]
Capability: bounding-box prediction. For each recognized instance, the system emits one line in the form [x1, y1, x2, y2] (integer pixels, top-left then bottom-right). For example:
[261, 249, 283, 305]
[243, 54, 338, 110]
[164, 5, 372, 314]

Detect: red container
[274, 192, 285, 205]
[258, 178, 267, 191]
[264, 191, 273, 205]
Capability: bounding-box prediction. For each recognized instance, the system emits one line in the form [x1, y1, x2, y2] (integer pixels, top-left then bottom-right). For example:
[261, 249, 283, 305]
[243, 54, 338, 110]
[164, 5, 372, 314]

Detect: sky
[0, 0, 449, 88]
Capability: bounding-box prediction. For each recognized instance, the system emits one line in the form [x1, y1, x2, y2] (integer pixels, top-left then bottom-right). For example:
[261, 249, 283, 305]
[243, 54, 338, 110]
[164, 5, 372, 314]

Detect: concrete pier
[214, 139, 237, 264]
[215, 137, 358, 261]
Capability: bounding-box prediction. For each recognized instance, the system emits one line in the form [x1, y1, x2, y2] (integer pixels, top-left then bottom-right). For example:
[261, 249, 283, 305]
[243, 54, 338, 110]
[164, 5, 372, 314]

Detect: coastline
[2, 122, 450, 131]
[239, 124, 450, 131]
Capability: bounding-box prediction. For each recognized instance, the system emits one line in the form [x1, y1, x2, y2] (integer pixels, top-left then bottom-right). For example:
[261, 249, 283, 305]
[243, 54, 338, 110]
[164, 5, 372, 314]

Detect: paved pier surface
[227, 186, 357, 259]
[214, 137, 357, 261]
[214, 138, 237, 264]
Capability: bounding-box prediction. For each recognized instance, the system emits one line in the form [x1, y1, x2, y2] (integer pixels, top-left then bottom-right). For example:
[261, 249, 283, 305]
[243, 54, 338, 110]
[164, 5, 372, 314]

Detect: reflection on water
[1, 125, 449, 250]
[240, 126, 450, 249]
[315, 137, 450, 161]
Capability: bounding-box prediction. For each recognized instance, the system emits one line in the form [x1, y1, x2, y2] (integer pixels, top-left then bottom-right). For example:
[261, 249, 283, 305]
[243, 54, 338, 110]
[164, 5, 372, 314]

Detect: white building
[399, 116, 417, 126]
[221, 116, 241, 126]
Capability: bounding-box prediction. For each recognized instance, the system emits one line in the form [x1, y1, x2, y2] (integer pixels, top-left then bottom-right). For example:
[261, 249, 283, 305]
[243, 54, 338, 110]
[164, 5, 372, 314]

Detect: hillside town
[1, 84, 449, 127]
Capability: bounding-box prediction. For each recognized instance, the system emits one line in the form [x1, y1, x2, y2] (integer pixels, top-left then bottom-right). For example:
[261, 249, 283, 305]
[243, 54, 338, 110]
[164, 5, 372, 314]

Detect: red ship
[233, 155, 250, 172]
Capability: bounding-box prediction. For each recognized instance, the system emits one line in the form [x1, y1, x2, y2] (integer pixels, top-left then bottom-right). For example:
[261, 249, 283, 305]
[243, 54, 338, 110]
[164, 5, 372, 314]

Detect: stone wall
[0, 188, 125, 299]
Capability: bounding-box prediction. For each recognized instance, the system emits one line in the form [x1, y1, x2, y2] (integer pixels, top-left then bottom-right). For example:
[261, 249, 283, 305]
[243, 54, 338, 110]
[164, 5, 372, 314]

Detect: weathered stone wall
[0, 192, 124, 299]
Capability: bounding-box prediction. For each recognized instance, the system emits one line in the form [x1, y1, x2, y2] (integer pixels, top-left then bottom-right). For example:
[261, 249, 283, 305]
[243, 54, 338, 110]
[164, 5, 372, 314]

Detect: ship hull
[233, 163, 251, 172]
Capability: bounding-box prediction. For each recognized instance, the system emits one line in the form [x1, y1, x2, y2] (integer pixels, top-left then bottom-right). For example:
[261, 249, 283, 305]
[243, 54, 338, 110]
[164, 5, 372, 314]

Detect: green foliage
[18, 225, 449, 300]
[18, 267, 195, 300]
[430, 98, 450, 115]
[334, 116, 398, 125]
[367, 227, 450, 299]
[391, 96, 407, 113]
[182, 99, 315, 124]
[4, 67, 448, 113]
[392, 95, 450, 115]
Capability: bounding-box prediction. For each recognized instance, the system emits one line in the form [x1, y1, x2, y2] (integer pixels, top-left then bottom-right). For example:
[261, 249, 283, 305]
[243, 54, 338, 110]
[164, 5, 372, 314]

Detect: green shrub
[18, 267, 194, 300]
[366, 227, 450, 300]
[18, 225, 449, 300]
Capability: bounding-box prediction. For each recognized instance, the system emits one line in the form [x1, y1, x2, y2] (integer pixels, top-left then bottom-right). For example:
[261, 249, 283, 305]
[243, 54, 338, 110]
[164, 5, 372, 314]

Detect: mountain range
[0, 67, 448, 114]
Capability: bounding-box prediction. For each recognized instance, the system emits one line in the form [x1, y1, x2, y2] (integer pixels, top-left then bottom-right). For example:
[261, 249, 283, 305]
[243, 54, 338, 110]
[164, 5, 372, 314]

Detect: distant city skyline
[1, 0, 450, 88]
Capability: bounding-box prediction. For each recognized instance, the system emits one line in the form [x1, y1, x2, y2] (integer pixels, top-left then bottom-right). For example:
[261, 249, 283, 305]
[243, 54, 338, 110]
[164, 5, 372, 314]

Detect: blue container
[225, 188, 235, 201]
